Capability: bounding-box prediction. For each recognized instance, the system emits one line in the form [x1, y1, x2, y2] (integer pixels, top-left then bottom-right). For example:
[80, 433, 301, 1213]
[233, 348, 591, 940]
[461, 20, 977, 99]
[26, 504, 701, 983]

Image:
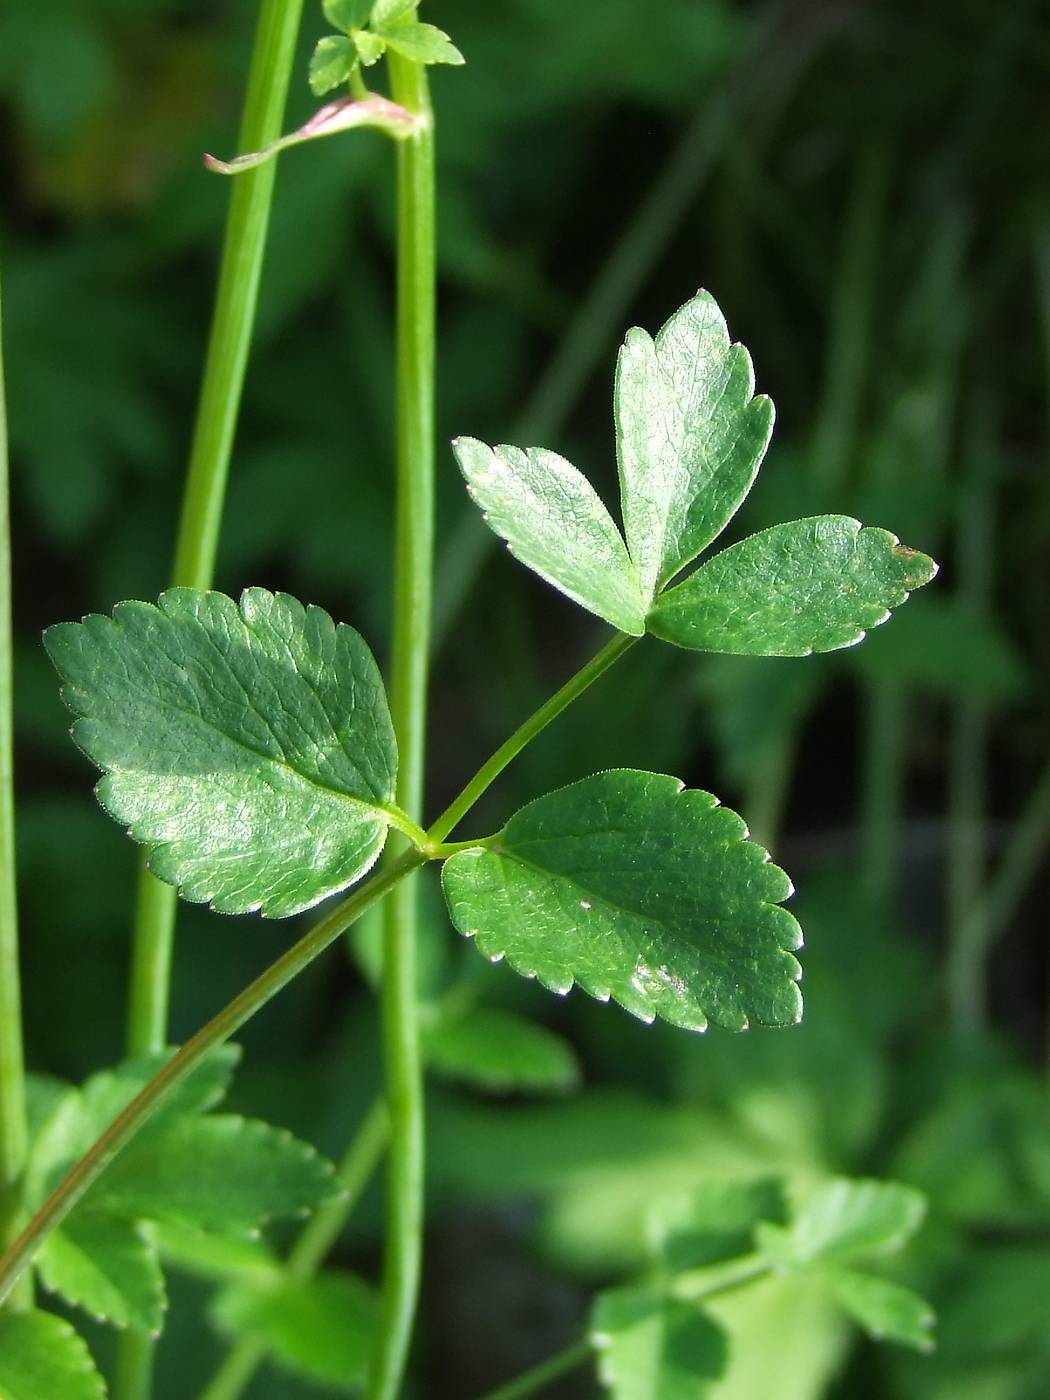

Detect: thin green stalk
[119, 2, 304, 1385]
[742, 730, 795, 854]
[125, 0, 306, 1063]
[472, 1340, 593, 1400]
[368, 49, 435, 1400]
[197, 1099, 389, 1400]
[428, 633, 638, 845]
[949, 758, 1050, 1036]
[860, 680, 908, 910]
[0, 850, 424, 1308]
[0, 249, 29, 1315]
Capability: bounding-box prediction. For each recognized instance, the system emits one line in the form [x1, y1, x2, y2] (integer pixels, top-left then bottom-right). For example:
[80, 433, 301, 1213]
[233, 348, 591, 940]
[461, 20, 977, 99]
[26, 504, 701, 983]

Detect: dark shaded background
[5, 0, 1050, 1395]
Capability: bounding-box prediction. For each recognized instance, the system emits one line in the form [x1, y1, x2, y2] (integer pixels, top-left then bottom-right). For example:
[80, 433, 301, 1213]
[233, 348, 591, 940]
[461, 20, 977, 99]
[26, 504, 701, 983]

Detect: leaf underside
[453, 437, 647, 634]
[44, 587, 398, 916]
[442, 770, 802, 1033]
[648, 516, 938, 655]
[616, 291, 774, 602]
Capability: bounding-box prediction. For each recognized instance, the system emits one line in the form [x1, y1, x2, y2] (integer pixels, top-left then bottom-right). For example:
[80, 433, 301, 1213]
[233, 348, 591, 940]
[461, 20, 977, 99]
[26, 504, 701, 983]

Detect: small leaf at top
[309, 35, 357, 96]
[211, 1269, 378, 1387]
[323, 0, 373, 32]
[442, 770, 802, 1033]
[616, 291, 774, 602]
[45, 588, 399, 916]
[380, 18, 465, 65]
[821, 1269, 935, 1351]
[37, 1213, 166, 1334]
[0, 1310, 106, 1400]
[591, 1287, 727, 1400]
[648, 517, 937, 655]
[756, 1178, 927, 1269]
[453, 437, 647, 635]
[371, 0, 415, 24]
[425, 1007, 581, 1094]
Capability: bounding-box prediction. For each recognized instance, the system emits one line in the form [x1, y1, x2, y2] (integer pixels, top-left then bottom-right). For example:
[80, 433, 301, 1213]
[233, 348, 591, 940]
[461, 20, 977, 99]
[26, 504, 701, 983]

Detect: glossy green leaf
[821, 1268, 935, 1351]
[453, 437, 647, 634]
[0, 1309, 106, 1400]
[425, 1007, 581, 1094]
[442, 770, 802, 1032]
[592, 1287, 726, 1400]
[85, 1114, 339, 1232]
[371, 0, 414, 24]
[379, 18, 465, 65]
[756, 1178, 927, 1268]
[649, 517, 937, 655]
[616, 292, 774, 601]
[44, 587, 398, 916]
[322, 0, 373, 32]
[309, 35, 357, 96]
[212, 1269, 378, 1388]
[37, 1213, 166, 1334]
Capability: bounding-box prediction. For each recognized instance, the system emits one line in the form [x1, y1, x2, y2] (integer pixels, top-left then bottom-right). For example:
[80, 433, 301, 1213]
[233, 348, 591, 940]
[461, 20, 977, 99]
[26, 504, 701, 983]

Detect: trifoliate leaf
[756, 1178, 927, 1269]
[442, 770, 802, 1032]
[309, 35, 357, 96]
[354, 30, 386, 64]
[425, 1008, 581, 1094]
[37, 1213, 166, 1334]
[0, 1309, 106, 1400]
[45, 587, 399, 917]
[616, 292, 774, 602]
[453, 438, 646, 634]
[84, 1114, 339, 1233]
[323, 0, 373, 32]
[821, 1269, 935, 1351]
[648, 518, 937, 655]
[591, 1288, 727, 1400]
[380, 18, 464, 65]
[211, 1269, 378, 1387]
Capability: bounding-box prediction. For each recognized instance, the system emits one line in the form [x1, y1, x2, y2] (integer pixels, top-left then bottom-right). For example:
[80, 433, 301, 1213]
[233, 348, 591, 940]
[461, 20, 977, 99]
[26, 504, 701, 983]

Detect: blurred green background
[6, 0, 1050, 1395]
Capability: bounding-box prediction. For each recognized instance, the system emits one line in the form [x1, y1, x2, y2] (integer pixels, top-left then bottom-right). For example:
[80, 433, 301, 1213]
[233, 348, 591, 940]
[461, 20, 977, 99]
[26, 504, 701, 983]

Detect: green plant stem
[428, 632, 638, 845]
[368, 49, 435, 1400]
[473, 1340, 593, 1400]
[125, 0, 306, 1062]
[860, 680, 908, 910]
[197, 1098, 389, 1400]
[949, 758, 1050, 1035]
[0, 850, 423, 1308]
[0, 251, 29, 1316]
[118, 3, 303, 1386]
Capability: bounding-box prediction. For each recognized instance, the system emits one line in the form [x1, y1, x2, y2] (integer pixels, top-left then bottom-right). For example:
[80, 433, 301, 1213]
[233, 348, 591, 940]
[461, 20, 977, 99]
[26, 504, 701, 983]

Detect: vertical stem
[126, 0, 306, 1066]
[368, 51, 434, 1400]
[860, 681, 908, 911]
[0, 250, 29, 1314]
[118, 0, 303, 1390]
